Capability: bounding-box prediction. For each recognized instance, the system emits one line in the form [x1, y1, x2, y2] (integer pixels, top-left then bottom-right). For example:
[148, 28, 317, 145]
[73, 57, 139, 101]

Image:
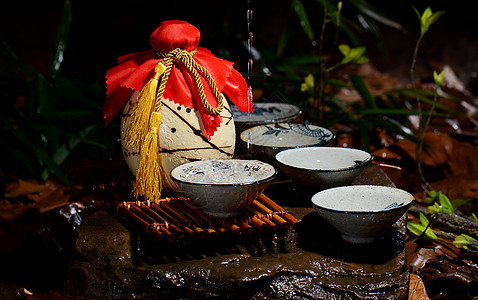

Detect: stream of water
[246, 0, 253, 151]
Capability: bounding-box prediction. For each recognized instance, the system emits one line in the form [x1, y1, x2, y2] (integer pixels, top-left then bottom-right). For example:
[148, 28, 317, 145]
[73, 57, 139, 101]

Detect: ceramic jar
[121, 91, 236, 192]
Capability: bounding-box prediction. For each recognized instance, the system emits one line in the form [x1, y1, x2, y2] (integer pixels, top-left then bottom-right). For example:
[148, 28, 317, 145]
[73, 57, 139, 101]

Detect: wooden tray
[92, 181, 301, 242]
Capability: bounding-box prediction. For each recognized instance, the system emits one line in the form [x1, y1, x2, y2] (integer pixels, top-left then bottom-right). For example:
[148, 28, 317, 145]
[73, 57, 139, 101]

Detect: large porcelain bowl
[275, 146, 373, 191]
[239, 123, 334, 163]
[170, 159, 276, 217]
[311, 185, 414, 243]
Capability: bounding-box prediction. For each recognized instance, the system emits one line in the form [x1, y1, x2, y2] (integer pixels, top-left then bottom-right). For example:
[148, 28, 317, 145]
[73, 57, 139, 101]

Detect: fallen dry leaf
[408, 274, 430, 300]
[431, 173, 478, 199]
[409, 247, 438, 273]
[5, 178, 44, 200]
[2, 177, 74, 221]
[36, 187, 70, 214]
[0, 199, 33, 222]
[396, 132, 454, 167]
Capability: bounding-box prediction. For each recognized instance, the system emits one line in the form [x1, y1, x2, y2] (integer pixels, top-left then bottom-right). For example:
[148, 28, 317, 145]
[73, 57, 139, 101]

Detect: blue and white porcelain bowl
[170, 159, 276, 217]
[275, 146, 373, 191]
[311, 185, 414, 243]
[239, 122, 335, 163]
[231, 102, 301, 126]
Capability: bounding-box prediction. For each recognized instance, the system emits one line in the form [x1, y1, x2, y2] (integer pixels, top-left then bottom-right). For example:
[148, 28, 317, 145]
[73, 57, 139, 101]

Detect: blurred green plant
[0, 0, 116, 185]
[250, 2, 456, 152]
[281, 0, 404, 57]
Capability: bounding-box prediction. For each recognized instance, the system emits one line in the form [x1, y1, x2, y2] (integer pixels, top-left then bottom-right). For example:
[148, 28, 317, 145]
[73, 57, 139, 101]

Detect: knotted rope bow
[123, 48, 225, 202]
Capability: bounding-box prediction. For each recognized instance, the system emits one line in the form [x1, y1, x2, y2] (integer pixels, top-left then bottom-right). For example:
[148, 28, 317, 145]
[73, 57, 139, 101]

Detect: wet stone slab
[64, 166, 409, 299]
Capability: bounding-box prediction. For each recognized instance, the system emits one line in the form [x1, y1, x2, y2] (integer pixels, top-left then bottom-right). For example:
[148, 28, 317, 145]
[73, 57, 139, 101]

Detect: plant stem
[316, 0, 328, 123]
[410, 33, 432, 192]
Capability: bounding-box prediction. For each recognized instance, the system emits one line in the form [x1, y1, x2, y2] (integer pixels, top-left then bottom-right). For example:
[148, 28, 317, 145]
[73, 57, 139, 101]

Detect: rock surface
[64, 166, 409, 299]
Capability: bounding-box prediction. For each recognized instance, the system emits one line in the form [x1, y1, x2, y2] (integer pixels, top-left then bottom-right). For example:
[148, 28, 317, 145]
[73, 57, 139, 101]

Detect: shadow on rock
[297, 211, 405, 264]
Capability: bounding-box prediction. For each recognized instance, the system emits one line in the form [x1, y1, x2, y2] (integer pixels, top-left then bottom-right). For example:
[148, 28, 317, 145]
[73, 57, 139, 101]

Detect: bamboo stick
[117, 205, 164, 240]
[238, 221, 254, 235]
[257, 193, 301, 229]
[248, 207, 276, 231]
[224, 222, 241, 236]
[179, 198, 229, 236]
[129, 204, 175, 241]
[170, 200, 218, 238]
[251, 200, 290, 230]
[140, 203, 185, 239]
[159, 200, 207, 238]
[150, 203, 197, 238]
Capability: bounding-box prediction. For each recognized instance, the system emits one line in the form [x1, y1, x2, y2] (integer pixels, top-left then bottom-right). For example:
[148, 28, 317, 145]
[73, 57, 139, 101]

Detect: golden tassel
[123, 62, 166, 151]
[133, 111, 163, 202]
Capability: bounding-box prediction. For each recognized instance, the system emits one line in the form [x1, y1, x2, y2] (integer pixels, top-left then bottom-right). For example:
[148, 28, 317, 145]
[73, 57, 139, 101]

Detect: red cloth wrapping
[104, 20, 252, 139]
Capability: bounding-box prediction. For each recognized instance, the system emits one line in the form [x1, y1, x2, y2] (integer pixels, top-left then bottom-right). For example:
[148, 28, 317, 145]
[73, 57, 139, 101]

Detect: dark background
[2, 0, 477, 88]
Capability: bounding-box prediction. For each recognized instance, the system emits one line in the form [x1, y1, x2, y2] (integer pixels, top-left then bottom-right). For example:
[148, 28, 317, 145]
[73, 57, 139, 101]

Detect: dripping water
[246, 0, 253, 151]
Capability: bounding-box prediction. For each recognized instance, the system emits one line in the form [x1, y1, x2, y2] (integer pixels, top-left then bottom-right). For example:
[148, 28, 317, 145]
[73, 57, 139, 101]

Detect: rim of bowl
[311, 185, 415, 214]
[170, 159, 277, 187]
[233, 103, 302, 125]
[239, 123, 335, 148]
[275, 146, 373, 173]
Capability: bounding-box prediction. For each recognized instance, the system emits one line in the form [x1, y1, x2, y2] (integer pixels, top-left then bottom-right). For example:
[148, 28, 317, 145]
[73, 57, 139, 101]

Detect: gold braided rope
[155, 48, 224, 114]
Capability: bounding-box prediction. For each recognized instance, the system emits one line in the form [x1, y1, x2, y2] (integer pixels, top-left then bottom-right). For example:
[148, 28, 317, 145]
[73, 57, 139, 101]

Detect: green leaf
[433, 70, 445, 87]
[366, 116, 417, 143]
[350, 74, 376, 109]
[301, 74, 315, 93]
[454, 234, 478, 250]
[437, 192, 454, 214]
[48, 0, 72, 76]
[472, 213, 478, 222]
[413, 6, 445, 35]
[338, 44, 351, 56]
[407, 221, 438, 240]
[291, 0, 314, 41]
[356, 120, 370, 151]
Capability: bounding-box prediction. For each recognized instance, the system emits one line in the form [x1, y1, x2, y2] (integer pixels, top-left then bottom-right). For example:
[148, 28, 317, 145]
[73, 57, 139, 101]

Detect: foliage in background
[281, 0, 404, 57]
[248, 2, 457, 153]
[0, 0, 117, 185]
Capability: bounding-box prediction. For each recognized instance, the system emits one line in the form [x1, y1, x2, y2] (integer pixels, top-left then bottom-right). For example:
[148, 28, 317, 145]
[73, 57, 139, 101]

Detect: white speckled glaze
[170, 159, 276, 217]
[311, 185, 414, 243]
[121, 91, 236, 192]
[239, 123, 334, 163]
[275, 147, 373, 191]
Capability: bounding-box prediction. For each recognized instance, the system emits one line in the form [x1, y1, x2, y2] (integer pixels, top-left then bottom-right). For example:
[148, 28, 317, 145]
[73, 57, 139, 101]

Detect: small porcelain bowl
[170, 159, 276, 218]
[239, 123, 335, 163]
[231, 102, 301, 127]
[275, 146, 373, 191]
[311, 185, 414, 243]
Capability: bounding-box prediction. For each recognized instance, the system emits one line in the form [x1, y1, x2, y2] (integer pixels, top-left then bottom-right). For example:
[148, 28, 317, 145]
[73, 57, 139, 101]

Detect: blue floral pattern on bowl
[231, 103, 301, 125]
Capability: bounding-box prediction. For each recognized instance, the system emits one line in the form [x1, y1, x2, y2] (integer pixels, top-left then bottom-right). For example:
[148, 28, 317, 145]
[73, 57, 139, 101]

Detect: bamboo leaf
[350, 0, 404, 31]
[291, 0, 314, 41]
[350, 74, 376, 109]
[48, 0, 72, 76]
[356, 120, 370, 151]
[0, 115, 70, 186]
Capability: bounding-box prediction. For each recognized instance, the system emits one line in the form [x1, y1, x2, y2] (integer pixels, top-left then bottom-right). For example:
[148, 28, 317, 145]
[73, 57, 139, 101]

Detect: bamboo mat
[92, 181, 301, 242]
